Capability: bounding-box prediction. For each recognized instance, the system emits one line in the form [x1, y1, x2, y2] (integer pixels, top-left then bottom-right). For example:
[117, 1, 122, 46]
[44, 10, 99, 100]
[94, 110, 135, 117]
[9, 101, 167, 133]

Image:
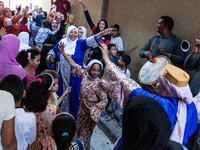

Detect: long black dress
[38, 20, 65, 73]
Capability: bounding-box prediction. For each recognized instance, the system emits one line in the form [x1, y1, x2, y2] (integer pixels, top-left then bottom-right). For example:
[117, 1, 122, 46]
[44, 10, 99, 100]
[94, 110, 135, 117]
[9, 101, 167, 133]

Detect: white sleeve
[27, 114, 36, 144]
[117, 37, 124, 51]
[125, 68, 131, 78]
[4, 92, 15, 121]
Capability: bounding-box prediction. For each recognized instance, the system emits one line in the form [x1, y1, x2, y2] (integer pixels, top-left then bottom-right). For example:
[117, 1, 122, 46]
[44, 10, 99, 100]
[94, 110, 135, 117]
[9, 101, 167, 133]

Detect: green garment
[64, 15, 75, 34]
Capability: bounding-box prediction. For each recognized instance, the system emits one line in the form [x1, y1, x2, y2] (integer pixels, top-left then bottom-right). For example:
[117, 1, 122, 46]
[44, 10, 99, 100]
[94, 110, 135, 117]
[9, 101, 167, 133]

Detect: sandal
[101, 110, 107, 116]
[105, 115, 115, 121]
[116, 121, 122, 129]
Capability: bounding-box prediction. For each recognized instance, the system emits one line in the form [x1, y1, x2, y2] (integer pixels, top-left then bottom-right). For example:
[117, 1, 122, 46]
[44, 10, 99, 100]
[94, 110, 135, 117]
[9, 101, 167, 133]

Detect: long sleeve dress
[72, 64, 107, 150]
[48, 35, 100, 120]
[98, 63, 198, 146]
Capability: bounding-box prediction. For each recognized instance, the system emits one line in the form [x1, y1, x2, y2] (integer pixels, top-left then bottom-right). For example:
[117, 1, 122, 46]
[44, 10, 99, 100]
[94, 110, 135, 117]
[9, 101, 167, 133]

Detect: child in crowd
[65, 14, 75, 34]
[58, 42, 107, 150]
[101, 44, 119, 116]
[105, 54, 131, 128]
[16, 49, 41, 90]
[110, 24, 124, 55]
[101, 44, 119, 68]
[52, 112, 85, 150]
[42, 69, 72, 106]
[0, 75, 36, 150]
[23, 73, 60, 149]
[35, 20, 58, 49]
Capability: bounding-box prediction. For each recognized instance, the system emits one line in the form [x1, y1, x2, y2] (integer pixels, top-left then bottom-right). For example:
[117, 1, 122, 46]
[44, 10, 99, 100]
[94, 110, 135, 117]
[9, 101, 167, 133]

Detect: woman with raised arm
[78, 0, 111, 60]
[47, 25, 112, 120]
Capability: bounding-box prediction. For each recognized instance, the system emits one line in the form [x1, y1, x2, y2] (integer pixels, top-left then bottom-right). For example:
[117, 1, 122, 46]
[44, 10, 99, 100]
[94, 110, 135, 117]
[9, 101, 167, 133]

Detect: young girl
[110, 24, 124, 55]
[23, 73, 60, 149]
[52, 112, 85, 150]
[42, 69, 71, 106]
[58, 42, 108, 150]
[16, 49, 41, 90]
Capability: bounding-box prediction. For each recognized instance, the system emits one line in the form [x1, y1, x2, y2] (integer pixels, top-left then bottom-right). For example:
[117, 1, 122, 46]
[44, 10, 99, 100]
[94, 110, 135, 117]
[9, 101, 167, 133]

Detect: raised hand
[98, 43, 111, 65]
[58, 41, 66, 54]
[97, 28, 113, 39]
[191, 39, 200, 58]
[0, 27, 7, 39]
[78, 0, 87, 11]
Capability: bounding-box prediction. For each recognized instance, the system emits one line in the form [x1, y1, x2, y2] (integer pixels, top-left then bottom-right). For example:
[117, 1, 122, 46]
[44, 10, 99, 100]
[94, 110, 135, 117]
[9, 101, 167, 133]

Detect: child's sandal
[105, 115, 115, 121]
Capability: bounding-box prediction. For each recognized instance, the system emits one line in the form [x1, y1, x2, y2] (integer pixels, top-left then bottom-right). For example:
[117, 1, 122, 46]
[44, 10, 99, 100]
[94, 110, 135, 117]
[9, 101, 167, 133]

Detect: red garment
[54, 0, 71, 22]
[20, 24, 29, 34]
[0, 15, 28, 36]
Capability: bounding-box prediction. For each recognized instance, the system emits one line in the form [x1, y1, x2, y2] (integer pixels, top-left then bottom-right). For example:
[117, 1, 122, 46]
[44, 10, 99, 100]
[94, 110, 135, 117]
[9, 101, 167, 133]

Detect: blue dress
[49, 39, 89, 120]
[129, 88, 198, 145]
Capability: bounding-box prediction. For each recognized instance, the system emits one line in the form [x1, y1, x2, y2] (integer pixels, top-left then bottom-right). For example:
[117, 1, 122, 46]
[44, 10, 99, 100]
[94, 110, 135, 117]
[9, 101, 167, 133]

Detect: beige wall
[41, 0, 199, 83]
[106, 0, 200, 83]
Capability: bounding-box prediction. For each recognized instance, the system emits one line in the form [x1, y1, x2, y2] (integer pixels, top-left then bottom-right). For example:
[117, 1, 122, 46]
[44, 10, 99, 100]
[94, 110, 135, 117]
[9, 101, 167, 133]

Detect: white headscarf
[86, 59, 103, 81]
[18, 32, 31, 51]
[60, 25, 78, 55]
[78, 26, 87, 39]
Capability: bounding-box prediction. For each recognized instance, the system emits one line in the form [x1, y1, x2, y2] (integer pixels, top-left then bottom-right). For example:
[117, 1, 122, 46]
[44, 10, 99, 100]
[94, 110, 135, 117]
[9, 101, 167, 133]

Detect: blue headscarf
[35, 14, 44, 27]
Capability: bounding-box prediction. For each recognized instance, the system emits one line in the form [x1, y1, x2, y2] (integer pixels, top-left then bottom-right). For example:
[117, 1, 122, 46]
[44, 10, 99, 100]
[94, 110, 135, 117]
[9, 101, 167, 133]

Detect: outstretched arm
[98, 43, 112, 65]
[58, 41, 77, 67]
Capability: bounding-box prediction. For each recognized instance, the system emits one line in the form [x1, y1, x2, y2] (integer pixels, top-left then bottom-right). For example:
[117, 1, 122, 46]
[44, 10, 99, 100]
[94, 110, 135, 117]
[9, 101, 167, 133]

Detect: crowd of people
[0, 0, 200, 150]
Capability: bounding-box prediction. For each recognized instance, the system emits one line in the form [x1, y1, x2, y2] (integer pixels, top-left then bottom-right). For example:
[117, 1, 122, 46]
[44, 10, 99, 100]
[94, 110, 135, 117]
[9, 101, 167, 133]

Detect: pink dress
[31, 104, 56, 150]
[26, 68, 35, 90]
[72, 64, 108, 150]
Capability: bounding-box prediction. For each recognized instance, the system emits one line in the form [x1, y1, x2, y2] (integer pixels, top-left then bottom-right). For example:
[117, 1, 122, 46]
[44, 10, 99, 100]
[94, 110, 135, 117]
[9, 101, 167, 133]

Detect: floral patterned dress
[31, 104, 57, 150]
[72, 64, 108, 150]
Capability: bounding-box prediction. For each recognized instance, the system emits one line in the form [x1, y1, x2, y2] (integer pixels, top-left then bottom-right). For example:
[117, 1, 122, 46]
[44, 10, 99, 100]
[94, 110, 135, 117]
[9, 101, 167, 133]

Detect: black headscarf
[94, 19, 108, 34]
[40, 11, 47, 20]
[120, 95, 183, 150]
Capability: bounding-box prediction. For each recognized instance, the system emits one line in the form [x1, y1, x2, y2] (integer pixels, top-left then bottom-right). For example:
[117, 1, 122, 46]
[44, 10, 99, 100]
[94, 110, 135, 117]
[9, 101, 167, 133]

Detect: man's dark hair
[0, 75, 24, 103]
[107, 44, 116, 51]
[42, 19, 50, 28]
[160, 16, 174, 31]
[121, 54, 131, 66]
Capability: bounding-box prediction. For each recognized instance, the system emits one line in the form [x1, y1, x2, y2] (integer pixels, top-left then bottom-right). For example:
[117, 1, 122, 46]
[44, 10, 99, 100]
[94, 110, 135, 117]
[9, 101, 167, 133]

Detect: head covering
[86, 59, 103, 81]
[64, 15, 75, 34]
[18, 32, 31, 51]
[40, 11, 47, 19]
[78, 26, 87, 39]
[49, 19, 57, 31]
[95, 19, 108, 34]
[0, 34, 26, 81]
[2, 7, 11, 17]
[157, 64, 192, 144]
[35, 14, 43, 27]
[158, 64, 192, 104]
[121, 95, 182, 150]
[60, 25, 78, 55]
